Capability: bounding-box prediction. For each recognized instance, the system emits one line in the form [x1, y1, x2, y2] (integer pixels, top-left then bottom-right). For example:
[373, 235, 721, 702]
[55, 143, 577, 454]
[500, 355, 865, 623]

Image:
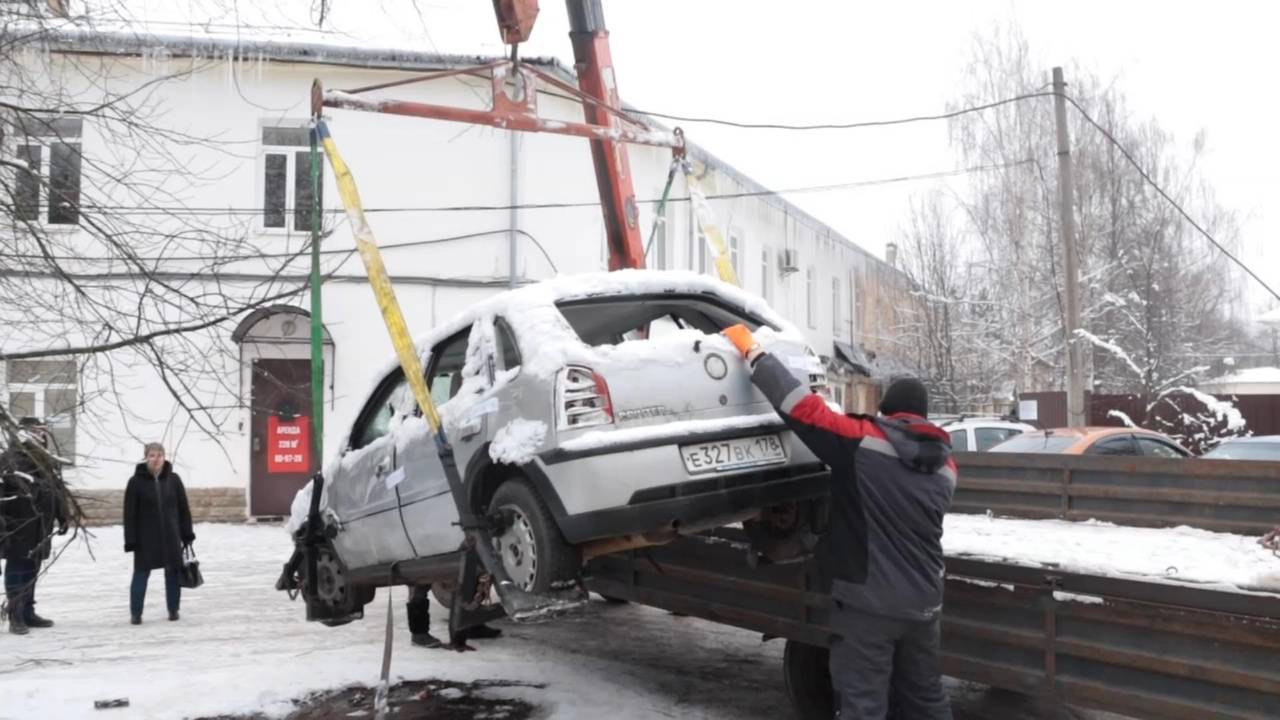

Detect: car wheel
[430, 582, 456, 610]
[488, 478, 581, 593]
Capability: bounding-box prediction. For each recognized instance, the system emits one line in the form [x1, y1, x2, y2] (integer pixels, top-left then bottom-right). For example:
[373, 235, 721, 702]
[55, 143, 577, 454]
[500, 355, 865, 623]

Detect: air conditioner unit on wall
[779, 248, 800, 276]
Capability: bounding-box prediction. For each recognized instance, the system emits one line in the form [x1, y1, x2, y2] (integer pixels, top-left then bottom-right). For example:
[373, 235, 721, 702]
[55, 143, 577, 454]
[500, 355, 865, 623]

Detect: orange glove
[723, 324, 759, 357]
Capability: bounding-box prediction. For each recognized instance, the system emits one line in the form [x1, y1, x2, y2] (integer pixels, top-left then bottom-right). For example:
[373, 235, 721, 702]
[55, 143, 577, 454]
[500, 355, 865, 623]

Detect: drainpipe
[509, 130, 520, 287]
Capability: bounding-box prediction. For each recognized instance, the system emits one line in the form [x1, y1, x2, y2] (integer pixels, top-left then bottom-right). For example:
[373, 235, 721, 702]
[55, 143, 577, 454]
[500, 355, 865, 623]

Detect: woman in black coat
[123, 442, 194, 624]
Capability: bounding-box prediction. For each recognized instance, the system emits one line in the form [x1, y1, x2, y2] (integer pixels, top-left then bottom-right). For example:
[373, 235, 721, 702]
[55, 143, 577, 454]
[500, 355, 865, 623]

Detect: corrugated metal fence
[952, 452, 1280, 535]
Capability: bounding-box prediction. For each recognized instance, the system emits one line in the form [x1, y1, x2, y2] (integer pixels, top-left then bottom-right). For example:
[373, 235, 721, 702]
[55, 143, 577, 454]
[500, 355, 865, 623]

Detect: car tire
[488, 478, 581, 593]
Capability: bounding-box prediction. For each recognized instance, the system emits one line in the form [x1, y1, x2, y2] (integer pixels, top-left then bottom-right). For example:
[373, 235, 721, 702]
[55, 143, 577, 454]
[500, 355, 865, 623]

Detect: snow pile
[1205, 365, 1280, 385]
[1106, 409, 1135, 427]
[1177, 386, 1247, 432]
[944, 514, 1280, 593]
[489, 418, 548, 465]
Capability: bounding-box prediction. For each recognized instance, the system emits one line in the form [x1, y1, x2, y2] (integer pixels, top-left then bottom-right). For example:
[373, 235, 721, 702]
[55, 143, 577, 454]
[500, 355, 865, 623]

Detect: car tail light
[557, 366, 613, 429]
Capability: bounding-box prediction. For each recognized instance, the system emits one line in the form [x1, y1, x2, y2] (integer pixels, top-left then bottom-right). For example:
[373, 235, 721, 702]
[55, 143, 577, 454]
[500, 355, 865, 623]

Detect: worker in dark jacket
[124, 442, 195, 624]
[724, 325, 956, 719]
[1, 418, 67, 635]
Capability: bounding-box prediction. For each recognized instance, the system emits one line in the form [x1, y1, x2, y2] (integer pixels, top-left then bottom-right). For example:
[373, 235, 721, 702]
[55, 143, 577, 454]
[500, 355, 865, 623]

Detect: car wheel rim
[494, 505, 538, 591]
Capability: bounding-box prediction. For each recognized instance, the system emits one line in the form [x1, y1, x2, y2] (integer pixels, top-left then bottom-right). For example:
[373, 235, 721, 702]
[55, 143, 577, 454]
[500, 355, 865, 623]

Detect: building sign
[267, 415, 311, 474]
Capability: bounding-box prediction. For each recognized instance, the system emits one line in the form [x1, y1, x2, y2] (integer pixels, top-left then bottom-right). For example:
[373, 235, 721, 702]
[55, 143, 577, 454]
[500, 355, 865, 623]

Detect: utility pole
[1053, 66, 1086, 427]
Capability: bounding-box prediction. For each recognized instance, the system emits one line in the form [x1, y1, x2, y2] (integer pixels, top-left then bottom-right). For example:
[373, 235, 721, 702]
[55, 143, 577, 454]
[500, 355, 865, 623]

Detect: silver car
[284, 271, 830, 622]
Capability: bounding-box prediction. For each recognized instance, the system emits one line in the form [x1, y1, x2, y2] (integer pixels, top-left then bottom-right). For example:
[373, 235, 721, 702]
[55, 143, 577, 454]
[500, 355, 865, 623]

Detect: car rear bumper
[549, 462, 830, 543]
[528, 423, 828, 544]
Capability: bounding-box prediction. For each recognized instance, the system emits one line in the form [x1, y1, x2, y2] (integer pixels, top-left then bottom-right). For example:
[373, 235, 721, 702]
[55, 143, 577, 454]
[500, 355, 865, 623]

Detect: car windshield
[990, 434, 1077, 453]
[1203, 441, 1280, 460]
[555, 294, 774, 347]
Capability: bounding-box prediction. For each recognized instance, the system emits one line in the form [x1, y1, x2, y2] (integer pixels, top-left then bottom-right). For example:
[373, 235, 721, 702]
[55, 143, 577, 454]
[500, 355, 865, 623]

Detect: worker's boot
[411, 631, 443, 649]
[25, 611, 54, 629]
[8, 600, 29, 635]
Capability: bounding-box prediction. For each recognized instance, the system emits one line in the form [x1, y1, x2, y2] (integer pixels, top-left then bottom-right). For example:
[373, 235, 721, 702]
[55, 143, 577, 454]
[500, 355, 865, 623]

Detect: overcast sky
[165, 0, 1278, 315]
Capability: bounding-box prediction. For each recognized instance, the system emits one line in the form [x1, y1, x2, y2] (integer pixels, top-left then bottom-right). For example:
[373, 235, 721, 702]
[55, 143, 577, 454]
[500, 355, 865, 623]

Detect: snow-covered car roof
[326, 270, 804, 460]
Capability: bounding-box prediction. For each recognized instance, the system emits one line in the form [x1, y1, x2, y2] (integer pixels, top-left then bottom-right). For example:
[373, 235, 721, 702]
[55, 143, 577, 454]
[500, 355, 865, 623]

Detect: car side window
[427, 328, 471, 407]
[948, 429, 969, 451]
[1087, 436, 1138, 456]
[1136, 437, 1186, 458]
[351, 370, 409, 450]
[975, 427, 1020, 451]
[494, 317, 522, 372]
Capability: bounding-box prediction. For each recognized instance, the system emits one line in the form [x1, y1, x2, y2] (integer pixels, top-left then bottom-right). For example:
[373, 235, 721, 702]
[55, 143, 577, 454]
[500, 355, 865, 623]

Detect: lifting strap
[312, 120, 582, 621]
[681, 160, 740, 286]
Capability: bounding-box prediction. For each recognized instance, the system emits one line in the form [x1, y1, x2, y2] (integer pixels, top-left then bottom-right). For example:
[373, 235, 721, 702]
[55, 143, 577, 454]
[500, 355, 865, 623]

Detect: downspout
[509, 129, 520, 288]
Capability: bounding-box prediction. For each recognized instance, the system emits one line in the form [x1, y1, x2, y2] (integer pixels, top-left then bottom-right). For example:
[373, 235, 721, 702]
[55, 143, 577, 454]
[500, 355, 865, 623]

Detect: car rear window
[556, 294, 775, 347]
[990, 434, 1077, 453]
[1204, 442, 1280, 460]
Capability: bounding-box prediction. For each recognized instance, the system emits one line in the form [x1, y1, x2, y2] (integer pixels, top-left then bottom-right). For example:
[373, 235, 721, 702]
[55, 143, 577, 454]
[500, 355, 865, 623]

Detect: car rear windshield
[1204, 442, 1280, 460]
[556, 294, 775, 347]
[990, 434, 1077, 453]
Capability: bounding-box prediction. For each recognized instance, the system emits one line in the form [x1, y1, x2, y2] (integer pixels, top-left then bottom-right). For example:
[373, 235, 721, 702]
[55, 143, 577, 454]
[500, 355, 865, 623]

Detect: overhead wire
[1062, 93, 1280, 303]
[26, 160, 1031, 217]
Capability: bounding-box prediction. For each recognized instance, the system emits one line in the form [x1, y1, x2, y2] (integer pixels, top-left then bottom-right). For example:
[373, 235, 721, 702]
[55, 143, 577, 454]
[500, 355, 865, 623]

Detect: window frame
[948, 428, 970, 452]
[832, 276, 842, 334]
[494, 316, 523, 373]
[1135, 436, 1188, 458]
[1085, 435, 1140, 457]
[11, 116, 83, 227]
[424, 327, 474, 408]
[259, 124, 322, 235]
[5, 359, 80, 463]
[348, 367, 408, 451]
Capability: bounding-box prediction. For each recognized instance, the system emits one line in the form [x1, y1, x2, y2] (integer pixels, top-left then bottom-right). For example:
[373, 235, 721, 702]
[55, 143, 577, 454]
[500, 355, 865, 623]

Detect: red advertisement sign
[267, 415, 311, 474]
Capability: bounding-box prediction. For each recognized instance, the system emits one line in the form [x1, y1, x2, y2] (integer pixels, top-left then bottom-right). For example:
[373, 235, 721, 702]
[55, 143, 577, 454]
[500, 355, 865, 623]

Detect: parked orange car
[988, 426, 1190, 457]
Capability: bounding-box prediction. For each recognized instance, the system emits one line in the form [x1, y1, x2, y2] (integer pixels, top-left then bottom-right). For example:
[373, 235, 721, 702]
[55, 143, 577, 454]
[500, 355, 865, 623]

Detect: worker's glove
[722, 324, 760, 358]
[56, 521, 68, 536]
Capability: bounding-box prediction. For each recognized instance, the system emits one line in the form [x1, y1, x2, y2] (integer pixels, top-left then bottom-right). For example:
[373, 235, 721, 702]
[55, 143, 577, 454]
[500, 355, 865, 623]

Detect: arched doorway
[232, 305, 334, 517]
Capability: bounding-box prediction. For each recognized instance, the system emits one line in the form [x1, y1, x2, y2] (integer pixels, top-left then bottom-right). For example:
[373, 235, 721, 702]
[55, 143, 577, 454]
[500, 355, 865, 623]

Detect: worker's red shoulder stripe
[789, 395, 881, 440]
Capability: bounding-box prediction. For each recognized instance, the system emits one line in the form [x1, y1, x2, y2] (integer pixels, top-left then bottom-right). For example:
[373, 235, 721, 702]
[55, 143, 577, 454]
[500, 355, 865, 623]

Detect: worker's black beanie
[880, 377, 929, 418]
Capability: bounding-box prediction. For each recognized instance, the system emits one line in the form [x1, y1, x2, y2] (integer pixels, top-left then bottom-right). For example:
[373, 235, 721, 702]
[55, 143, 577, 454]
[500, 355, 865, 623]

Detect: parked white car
[937, 417, 1037, 452]
[279, 271, 831, 624]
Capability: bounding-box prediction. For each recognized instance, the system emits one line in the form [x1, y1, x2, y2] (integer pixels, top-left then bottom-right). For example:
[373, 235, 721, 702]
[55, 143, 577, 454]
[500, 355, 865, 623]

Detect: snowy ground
[944, 514, 1280, 594]
[0, 522, 1129, 720]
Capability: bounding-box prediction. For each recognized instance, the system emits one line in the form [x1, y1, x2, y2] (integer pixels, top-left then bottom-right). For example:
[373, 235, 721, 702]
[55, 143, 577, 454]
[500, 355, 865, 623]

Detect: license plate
[680, 434, 787, 474]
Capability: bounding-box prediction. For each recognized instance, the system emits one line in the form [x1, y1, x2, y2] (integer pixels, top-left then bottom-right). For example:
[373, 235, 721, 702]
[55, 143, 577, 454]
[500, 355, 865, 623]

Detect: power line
[29, 160, 1029, 217]
[0, 227, 561, 271]
[541, 89, 1057, 132]
[1063, 94, 1280, 303]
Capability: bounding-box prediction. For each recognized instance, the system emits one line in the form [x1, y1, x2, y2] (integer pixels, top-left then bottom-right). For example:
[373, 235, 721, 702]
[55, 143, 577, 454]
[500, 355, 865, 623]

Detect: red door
[250, 358, 317, 516]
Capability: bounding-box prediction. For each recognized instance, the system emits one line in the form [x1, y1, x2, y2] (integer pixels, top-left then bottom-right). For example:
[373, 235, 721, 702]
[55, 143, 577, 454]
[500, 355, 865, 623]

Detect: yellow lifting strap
[315, 121, 443, 433]
[682, 162, 740, 287]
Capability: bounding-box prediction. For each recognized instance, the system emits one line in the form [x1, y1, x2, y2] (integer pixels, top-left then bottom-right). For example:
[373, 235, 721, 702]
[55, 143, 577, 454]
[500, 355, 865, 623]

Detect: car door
[328, 368, 418, 570]
[395, 323, 490, 558]
[1085, 435, 1140, 456]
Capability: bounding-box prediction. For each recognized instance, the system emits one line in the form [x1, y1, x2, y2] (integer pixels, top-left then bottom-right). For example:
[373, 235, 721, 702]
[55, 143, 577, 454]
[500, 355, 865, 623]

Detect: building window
[806, 266, 816, 328]
[728, 231, 741, 278]
[5, 359, 77, 462]
[12, 116, 82, 225]
[261, 126, 322, 232]
[760, 249, 771, 302]
[832, 277, 842, 334]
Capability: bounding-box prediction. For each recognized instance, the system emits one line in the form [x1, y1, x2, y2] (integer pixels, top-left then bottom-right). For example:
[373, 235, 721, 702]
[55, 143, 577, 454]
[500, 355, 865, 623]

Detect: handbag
[180, 545, 204, 589]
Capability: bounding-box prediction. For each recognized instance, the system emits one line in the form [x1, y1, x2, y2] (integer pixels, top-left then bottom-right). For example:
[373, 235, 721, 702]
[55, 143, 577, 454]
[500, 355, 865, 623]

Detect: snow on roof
[1203, 366, 1280, 386]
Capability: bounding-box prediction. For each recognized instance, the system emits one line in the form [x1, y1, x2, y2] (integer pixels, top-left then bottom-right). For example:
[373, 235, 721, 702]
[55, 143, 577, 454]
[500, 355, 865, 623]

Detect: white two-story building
[0, 9, 909, 519]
